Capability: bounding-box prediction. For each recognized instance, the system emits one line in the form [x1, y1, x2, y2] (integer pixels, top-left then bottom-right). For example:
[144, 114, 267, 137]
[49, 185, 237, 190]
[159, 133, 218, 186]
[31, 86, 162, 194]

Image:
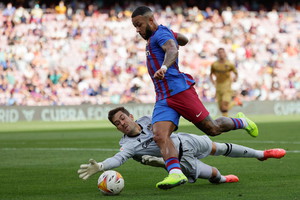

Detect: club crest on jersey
[141, 138, 153, 149]
[146, 50, 150, 56]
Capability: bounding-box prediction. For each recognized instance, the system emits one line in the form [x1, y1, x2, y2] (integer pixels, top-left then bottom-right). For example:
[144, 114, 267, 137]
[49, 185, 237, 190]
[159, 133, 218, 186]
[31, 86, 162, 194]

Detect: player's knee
[221, 101, 229, 107]
[153, 133, 167, 145]
[205, 128, 220, 137]
[220, 108, 228, 113]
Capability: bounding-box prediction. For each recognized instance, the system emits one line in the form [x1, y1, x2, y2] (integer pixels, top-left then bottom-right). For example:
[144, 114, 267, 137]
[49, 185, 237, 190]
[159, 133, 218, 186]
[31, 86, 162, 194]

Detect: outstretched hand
[77, 159, 104, 180]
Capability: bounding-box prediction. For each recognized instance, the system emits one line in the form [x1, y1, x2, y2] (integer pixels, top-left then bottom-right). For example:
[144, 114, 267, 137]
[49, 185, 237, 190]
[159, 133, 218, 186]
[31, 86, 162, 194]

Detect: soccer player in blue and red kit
[131, 6, 258, 190]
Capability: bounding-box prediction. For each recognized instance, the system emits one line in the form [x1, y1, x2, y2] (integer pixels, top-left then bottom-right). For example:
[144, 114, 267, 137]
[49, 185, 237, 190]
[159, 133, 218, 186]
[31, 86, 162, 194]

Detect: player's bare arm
[154, 39, 178, 80]
[209, 68, 216, 85]
[176, 32, 189, 46]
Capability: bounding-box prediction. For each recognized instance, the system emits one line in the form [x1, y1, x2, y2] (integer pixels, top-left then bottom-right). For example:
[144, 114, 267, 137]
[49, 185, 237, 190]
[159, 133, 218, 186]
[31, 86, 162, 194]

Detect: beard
[142, 25, 153, 40]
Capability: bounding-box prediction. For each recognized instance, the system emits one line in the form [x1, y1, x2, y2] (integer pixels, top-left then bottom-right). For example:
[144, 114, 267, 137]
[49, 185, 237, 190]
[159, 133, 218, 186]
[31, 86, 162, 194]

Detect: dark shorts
[152, 87, 209, 127]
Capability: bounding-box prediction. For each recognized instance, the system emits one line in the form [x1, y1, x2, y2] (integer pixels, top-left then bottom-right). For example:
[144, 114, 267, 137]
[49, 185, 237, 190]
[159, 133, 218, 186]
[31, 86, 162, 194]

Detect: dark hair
[131, 6, 152, 18]
[108, 107, 130, 124]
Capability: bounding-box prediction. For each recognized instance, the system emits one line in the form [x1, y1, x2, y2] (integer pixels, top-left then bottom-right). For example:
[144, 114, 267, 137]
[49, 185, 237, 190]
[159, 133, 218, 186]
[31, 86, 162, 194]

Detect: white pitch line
[0, 147, 299, 153]
[216, 140, 300, 144]
[286, 150, 300, 153]
[0, 147, 119, 151]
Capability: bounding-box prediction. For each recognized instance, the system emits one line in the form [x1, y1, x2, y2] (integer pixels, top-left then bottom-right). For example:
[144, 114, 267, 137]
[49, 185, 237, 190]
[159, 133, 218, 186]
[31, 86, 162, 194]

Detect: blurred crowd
[0, 1, 299, 106]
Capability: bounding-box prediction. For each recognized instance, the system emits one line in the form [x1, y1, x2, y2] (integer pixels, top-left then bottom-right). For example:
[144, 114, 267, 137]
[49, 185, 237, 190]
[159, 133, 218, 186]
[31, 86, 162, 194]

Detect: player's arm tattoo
[161, 39, 178, 67]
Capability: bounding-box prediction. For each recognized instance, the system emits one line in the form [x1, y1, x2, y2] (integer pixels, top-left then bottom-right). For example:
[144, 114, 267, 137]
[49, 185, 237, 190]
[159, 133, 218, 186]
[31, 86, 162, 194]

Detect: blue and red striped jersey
[146, 25, 195, 101]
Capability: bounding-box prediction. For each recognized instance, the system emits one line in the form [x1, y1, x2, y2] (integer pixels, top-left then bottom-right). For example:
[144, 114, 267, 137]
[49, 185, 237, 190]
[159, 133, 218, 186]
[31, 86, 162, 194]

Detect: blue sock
[231, 118, 246, 129]
[165, 157, 181, 173]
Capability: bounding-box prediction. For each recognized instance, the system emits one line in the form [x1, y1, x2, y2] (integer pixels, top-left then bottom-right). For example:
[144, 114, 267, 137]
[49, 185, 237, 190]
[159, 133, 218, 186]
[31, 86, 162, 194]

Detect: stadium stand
[0, 1, 299, 105]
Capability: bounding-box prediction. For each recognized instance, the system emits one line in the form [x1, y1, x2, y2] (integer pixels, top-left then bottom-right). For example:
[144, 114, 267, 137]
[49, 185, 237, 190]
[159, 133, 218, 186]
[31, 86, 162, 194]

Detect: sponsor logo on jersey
[147, 124, 152, 131]
[141, 138, 153, 149]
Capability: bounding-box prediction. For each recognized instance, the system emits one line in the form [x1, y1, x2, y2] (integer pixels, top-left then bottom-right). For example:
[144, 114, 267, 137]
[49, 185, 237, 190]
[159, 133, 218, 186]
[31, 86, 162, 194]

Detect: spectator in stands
[3, 3, 15, 17]
[55, 1, 67, 14]
[31, 4, 43, 23]
[0, 1, 298, 106]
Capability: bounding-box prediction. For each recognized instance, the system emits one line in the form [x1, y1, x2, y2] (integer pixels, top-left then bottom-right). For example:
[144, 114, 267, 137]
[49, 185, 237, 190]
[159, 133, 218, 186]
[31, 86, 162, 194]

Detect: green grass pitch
[0, 115, 299, 200]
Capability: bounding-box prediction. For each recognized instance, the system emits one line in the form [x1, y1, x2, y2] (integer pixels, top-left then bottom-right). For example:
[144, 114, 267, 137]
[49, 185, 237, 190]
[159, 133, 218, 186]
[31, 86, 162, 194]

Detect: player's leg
[194, 115, 241, 136]
[153, 122, 188, 189]
[212, 142, 264, 158]
[212, 142, 286, 160]
[195, 160, 239, 183]
[195, 111, 259, 137]
[166, 86, 258, 137]
[205, 88, 257, 137]
[216, 92, 227, 117]
[152, 121, 179, 162]
[195, 111, 258, 137]
[219, 91, 231, 117]
[152, 100, 187, 189]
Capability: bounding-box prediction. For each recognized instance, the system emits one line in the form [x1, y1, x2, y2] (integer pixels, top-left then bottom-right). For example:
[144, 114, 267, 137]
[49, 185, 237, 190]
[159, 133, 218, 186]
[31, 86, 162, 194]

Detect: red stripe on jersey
[174, 63, 194, 86]
[147, 41, 171, 99]
[146, 39, 164, 100]
[147, 59, 162, 100]
[185, 73, 195, 86]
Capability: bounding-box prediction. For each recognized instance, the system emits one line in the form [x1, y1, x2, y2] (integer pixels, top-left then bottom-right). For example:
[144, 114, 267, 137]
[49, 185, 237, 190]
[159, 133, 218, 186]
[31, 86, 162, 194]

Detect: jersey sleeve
[210, 62, 216, 73]
[102, 144, 135, 170]
[155, 27, 177, 47]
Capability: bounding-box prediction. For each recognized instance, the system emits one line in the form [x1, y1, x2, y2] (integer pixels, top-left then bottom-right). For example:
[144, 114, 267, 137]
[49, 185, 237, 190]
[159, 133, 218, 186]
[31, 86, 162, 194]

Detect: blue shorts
[152, 99, 180, 130]
[152, 87, 209, 129]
